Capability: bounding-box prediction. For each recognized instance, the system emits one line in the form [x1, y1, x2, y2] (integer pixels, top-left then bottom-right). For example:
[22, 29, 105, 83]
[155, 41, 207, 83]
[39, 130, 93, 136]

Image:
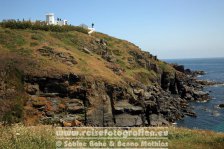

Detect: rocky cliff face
[0, 27, 210, 126]
[22, 68, 207, 127]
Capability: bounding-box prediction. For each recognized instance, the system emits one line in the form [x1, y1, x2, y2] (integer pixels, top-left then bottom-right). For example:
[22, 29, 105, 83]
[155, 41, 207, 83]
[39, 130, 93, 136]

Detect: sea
[164, 58, 224, 132]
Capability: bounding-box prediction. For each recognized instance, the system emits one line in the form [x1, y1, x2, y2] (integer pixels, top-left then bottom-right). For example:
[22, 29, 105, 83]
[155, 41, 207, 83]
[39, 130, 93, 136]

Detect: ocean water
[165, 58, 224, 132]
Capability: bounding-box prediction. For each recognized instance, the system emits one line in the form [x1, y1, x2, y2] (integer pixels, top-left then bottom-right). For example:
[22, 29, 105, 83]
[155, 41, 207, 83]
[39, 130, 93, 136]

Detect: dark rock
[173, 64, 185, 73]
[149, 63, 161, 73]
[185, 111, 197, 117]
[46, 111, 54, 117]
[219, 104, 224, 108]
[102, 51, 116, 62]
[69, 73, 79, 84]
[192, 70, 206, 76]
[106, 64, 123, 75]
[22, 66, 211, 127]
[185, 69, 191, 74]
[161, 72, 172, 91]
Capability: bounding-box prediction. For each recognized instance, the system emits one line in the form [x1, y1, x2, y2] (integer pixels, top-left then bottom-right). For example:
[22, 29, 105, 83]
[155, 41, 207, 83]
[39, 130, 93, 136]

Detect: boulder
[192, 90, 209, 101]
[114, 100, 143, 115]
[149, 114, 169, 126]
[82, 47, 92, 54]
[172, 64, 185, 73]
[133, 89, 144, 96]
[115, 114, 143, 127]
[31, 97, 48, 108]
[185, 69, 191, 74]
[38, 46, 78, 66]
[25, 83, 39, 95]
[185, 111, 197, 117]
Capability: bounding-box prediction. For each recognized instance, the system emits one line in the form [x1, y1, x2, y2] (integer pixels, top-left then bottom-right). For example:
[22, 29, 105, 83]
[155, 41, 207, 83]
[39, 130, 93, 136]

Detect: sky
[0, 0, 224, 59]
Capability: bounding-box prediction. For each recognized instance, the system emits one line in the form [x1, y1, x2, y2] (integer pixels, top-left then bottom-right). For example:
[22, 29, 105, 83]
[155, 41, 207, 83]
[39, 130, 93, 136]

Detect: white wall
[46, 13, 67, 26]
[46, 13, 55, 25]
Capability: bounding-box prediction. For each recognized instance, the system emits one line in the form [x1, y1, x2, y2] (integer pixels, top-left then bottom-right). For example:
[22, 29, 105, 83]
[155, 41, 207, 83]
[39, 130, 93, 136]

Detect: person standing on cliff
[92, 23, 94, 28]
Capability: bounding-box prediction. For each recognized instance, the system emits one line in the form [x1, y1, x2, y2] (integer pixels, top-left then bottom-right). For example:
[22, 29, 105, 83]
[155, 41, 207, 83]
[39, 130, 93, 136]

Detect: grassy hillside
[0, 25, 178, 125]
[0, 26, 174, 85]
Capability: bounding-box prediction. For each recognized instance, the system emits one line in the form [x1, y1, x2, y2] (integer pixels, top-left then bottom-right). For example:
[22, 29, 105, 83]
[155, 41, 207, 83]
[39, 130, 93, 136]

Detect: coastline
[168, 58, 224, 132]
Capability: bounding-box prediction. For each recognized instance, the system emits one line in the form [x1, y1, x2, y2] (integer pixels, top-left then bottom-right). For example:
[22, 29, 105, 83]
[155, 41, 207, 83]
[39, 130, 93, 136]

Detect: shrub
[2, 104, 24, 125]
[30, 42, 39, 47]
[0, 19, 89, 34]
[31, 34, 42, 41]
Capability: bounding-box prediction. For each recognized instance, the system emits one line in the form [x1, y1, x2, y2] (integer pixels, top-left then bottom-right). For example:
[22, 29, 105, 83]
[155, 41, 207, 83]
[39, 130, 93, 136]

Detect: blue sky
[0, 0, 224, 59]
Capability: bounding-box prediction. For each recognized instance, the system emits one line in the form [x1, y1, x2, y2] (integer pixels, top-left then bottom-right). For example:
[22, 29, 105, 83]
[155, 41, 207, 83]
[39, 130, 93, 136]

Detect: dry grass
[169, 127, 224, 149]
[0, 27, 176, 86]
[0, 125, 223, 149]
[0, 124, 55, 149]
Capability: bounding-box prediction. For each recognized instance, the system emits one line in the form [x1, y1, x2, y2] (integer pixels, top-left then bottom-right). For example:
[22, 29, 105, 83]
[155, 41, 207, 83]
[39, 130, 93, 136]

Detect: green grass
[30, 42, 39, 47]
[50, 32, 82, 49]
[158, 61, 175, 74]
[0, 29, 26, 50]
[31, 34, 43, 41]
[126, 68, 158, 84]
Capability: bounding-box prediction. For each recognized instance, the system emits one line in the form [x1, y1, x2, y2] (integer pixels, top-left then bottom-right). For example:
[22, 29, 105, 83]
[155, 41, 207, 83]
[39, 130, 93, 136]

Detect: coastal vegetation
[0, 20, 88, 34]
[0, 125, 223, 149]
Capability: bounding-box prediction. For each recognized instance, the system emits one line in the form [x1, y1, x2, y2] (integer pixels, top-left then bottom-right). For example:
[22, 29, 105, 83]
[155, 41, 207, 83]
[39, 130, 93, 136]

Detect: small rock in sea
[218, 104, 224, 108]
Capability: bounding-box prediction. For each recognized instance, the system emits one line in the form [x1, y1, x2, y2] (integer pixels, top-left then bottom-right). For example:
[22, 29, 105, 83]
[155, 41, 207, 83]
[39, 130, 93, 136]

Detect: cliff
[0, 26, 209, 126]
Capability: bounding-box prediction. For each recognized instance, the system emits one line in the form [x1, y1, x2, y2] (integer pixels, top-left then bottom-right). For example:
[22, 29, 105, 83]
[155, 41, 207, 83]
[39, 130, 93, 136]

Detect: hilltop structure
[45, 13, 95, 34]
[45, 13, 68, 26]
[79, 23, 95, 35]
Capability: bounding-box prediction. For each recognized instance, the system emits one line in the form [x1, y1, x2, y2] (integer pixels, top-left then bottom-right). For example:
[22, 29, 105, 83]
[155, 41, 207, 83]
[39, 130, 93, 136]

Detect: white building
[45, 13, 68, 26]
[46, 13, 55, 25]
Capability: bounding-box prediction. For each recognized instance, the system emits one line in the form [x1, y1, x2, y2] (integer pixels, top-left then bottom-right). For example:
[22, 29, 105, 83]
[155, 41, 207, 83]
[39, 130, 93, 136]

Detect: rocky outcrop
[0, 58, 211, 127]
[38, 46, 77, 66]
[23, 69, 201, 127]
[128, 50, 161, 73]
[172, 64, 205, 76]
